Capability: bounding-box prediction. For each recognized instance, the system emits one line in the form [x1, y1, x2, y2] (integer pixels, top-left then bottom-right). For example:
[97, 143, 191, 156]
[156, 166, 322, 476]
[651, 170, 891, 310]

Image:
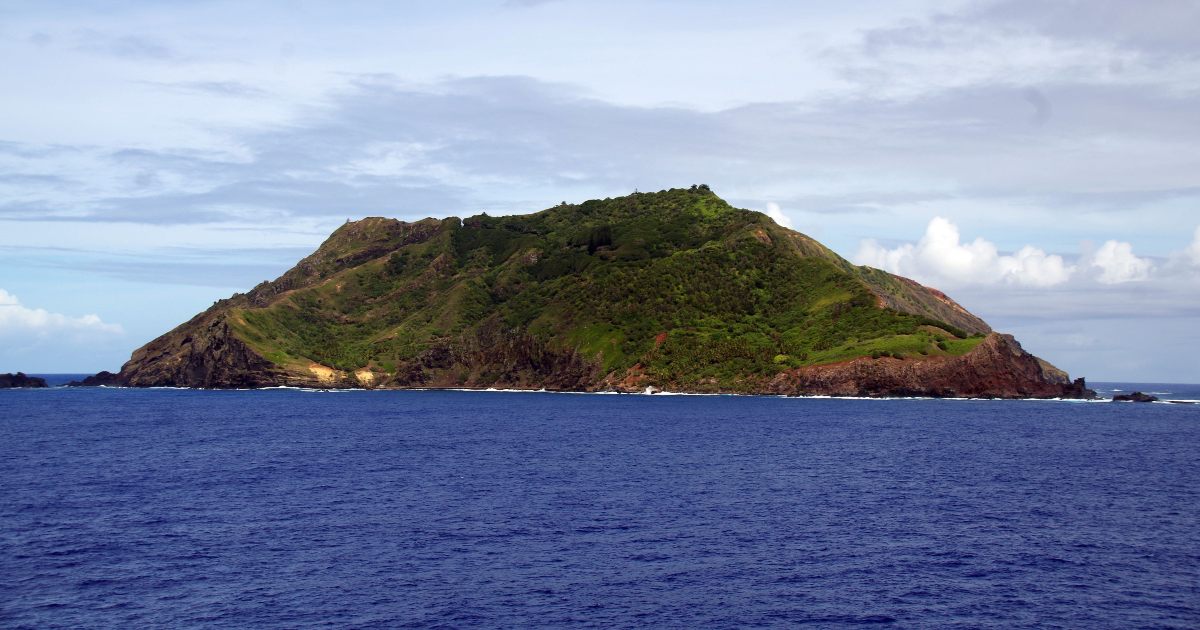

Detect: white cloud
[1188, 225, 1200, 266]
[764, 202, 793, 229]
[1089, 240, 1153, 283]
[333, 141, 453, 180]
[996, 245, 1076, 287]
[854, 217, 1074, 288]
[0, 289, 123, 337]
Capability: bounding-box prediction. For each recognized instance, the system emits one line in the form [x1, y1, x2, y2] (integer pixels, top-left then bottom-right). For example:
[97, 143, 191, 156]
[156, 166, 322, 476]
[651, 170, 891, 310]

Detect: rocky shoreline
[70, 332, 1095, 400]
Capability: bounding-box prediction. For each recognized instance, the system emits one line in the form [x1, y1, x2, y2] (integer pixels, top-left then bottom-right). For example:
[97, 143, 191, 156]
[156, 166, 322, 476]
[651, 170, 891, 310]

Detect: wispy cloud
[138, 80, 269, 98]
[503, 0, 565, 7]
[75, 30, 176, 60]
[972, 0, 1200, 54]
[5, 73, 1198, 235]
[1188, 226, 1200, 266]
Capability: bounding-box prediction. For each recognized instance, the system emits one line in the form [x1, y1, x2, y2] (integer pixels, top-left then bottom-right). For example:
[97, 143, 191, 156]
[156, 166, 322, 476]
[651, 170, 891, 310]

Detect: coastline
[20, 381, 1200, 404]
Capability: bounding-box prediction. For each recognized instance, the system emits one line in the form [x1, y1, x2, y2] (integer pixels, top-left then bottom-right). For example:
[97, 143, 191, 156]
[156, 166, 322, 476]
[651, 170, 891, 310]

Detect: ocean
[3, 381, 1199, 628]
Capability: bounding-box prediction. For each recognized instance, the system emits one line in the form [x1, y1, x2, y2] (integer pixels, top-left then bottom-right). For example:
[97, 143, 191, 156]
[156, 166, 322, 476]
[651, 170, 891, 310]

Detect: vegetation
[225, 187, 988, 389]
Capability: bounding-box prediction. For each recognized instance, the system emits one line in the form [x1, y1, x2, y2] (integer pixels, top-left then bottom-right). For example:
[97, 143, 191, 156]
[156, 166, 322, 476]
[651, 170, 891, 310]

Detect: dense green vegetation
[227, 186, 985, 388]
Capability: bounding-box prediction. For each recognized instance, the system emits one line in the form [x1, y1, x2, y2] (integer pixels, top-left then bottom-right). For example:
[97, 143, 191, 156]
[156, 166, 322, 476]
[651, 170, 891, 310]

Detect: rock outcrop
[66, 371, 123, 387]
[110, 313, 290, 388]
[764, 334, 1094, 398]
[1113, 391, 1158, 403]
[0, 372, 48, 388]
[385, 320, 599, 390]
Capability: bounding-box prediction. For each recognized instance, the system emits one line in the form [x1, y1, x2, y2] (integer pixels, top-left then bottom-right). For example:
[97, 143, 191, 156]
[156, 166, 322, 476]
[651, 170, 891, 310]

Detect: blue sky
[1, 0, 1198, 381]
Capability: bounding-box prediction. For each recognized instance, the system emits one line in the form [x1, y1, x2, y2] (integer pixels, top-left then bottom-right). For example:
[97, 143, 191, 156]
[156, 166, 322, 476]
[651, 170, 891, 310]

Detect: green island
[90, 186, 1092, 398]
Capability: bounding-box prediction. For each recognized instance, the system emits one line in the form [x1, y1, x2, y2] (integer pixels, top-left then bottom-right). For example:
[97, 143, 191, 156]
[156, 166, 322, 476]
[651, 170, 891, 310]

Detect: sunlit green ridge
[203, 186, 988, 391]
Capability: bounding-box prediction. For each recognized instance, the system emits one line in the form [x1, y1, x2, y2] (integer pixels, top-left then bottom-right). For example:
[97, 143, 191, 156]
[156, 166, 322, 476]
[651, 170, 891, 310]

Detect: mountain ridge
[90, 186, 1091, 398]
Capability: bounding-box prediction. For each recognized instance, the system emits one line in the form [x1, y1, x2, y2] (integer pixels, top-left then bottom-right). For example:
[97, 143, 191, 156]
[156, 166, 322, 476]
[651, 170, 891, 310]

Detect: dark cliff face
[83, 188, 1091, 398]
[594, 332, 1092, 399]
[0, 372, 48, 388]
[765, 334, 1094, 399]
[116, 313, 288, 388]
[385, 319, 600, 390]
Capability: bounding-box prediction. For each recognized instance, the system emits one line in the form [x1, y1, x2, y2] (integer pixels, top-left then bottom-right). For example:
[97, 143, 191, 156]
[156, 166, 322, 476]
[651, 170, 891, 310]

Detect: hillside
[99, 186, 1091, 398]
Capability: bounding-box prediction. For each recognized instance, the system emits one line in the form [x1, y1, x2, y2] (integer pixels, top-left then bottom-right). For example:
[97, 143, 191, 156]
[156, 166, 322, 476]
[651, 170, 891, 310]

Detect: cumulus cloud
[0, 289, 123, 337]
[855, 217, 1178, 295]
[855, 217, 1074, 288]
[1188, 225, 1200, 266]
[1089, 240, 1153, 283]
[764, 202, 793, 229]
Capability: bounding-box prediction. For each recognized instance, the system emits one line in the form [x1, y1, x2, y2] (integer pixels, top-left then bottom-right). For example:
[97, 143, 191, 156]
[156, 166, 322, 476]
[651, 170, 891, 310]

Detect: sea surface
[3, 381, 1199, 628]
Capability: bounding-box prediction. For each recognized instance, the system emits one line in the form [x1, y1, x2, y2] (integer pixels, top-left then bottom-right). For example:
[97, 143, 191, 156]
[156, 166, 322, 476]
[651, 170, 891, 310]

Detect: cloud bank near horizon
[0, 288, 123, 337]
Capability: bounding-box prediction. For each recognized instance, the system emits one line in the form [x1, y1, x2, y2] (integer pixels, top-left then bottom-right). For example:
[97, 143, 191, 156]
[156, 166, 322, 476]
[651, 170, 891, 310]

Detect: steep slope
[99, 186, 1090, 397]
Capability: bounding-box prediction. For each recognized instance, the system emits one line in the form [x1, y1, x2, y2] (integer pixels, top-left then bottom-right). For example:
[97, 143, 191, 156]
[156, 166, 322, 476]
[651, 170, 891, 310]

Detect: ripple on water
[1, 388, 1198, 627]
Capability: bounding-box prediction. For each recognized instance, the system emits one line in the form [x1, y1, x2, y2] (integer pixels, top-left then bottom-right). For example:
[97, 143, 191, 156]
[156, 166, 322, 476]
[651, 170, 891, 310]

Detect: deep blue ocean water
[3, 381, 1199, 628]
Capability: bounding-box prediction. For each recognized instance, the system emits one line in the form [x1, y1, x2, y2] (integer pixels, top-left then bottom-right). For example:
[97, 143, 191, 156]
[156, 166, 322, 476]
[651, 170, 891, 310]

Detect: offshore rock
[0, 372, 48, 388]
[66, 371, 122, 387]
[1113, 391, 1158, 403]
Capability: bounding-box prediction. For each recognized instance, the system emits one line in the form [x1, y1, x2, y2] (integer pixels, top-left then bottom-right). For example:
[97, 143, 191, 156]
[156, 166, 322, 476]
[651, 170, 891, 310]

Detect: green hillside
[210, 186, 987, 391]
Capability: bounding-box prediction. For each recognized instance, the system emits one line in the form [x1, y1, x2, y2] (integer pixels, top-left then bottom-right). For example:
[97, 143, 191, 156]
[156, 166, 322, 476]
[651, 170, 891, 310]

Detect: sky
[1, 0, 1198, 382]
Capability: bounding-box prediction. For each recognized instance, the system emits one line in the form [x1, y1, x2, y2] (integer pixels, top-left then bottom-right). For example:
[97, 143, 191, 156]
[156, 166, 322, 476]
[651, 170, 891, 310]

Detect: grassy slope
[228, 187, 984, 389]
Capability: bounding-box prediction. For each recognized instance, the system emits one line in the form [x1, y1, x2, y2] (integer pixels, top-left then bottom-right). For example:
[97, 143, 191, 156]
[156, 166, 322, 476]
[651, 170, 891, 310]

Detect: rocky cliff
[767, 334, 1090, 398]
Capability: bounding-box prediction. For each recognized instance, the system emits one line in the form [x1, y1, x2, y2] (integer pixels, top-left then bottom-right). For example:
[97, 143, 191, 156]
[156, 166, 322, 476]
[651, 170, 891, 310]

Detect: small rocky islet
[1112, 392, 1158, 403]
[0, 373, 48, 388]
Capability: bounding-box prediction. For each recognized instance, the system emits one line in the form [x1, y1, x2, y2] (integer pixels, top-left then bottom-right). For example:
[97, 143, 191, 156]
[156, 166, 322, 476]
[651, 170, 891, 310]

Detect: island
[77, 187, 1094, 398]
[0, 373, 48, 388]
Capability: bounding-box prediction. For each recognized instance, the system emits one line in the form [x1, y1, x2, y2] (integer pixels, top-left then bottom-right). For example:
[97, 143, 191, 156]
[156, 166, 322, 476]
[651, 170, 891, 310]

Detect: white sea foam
[73, 384, 1193, 404]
